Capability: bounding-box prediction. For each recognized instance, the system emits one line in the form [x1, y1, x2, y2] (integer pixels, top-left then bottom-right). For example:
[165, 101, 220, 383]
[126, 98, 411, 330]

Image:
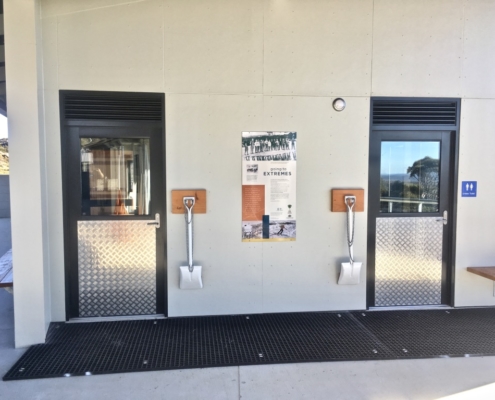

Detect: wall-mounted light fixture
[332, 98, 346, 112]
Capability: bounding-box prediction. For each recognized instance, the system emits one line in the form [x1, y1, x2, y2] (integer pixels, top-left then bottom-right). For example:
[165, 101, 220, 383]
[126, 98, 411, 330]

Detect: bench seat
[0, 249, 12, 288]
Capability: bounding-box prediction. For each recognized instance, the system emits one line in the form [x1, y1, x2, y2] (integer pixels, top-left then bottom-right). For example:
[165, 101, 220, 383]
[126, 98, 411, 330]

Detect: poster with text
[242, 131, 297, 242]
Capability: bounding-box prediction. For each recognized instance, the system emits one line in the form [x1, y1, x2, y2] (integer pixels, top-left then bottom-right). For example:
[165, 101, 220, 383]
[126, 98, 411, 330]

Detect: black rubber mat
[4, 308, 495, 380]
[352, 308, 495, 358]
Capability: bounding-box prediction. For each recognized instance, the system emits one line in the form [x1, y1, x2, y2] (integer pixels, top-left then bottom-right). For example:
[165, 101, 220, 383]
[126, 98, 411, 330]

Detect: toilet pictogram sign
[461, 181, 477, 197]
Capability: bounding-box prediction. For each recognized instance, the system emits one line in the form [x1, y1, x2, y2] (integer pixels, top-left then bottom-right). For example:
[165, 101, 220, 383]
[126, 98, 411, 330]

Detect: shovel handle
[344, 196, 356, 265]
[183, 197, 195, 272]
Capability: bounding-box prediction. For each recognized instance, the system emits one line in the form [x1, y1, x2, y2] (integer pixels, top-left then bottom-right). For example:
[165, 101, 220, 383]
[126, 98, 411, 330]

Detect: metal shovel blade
[338, 262, 362, 285]
[179, 265, 203, 289]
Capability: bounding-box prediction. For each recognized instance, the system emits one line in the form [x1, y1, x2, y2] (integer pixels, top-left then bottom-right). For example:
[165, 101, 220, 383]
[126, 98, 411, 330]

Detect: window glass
[380, 141, 440, 213]
[80, 138, 150, 216]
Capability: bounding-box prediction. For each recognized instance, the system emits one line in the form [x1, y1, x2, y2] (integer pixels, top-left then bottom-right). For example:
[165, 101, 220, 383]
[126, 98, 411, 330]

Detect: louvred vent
[64, 93, 162, 121]
[372, 100, 457, 126]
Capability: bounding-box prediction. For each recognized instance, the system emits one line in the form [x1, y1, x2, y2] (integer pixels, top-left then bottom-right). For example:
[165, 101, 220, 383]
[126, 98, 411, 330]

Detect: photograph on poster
[242, 221, 263, 239]
[242, 131, 297, 162]
[242, 132, 297, 242]
[269, 220, 296, 239]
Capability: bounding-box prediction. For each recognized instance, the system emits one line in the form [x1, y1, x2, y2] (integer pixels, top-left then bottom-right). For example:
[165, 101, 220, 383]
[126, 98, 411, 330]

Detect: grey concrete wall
[36, 0, 495, 319]
[0, 175, 9, 218]
[2, 0, 491, 343]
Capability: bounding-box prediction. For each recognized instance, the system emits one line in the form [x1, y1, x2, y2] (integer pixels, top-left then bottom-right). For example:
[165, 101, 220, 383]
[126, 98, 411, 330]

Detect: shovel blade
[338, 262, 362, 285]
[179, 266, 203, 289]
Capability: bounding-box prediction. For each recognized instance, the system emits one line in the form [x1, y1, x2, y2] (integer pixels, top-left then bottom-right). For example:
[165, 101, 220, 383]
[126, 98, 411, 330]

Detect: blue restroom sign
[461, 181, 477, 197]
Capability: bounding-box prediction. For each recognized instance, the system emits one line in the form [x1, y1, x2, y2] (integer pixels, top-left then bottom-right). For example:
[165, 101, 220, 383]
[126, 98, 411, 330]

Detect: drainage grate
[4, 308, 495, 380]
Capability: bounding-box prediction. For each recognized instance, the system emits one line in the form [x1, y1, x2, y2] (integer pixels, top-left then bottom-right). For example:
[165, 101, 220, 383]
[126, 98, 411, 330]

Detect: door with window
[367, 99, 459, 308]
[61, 91, 166, 319]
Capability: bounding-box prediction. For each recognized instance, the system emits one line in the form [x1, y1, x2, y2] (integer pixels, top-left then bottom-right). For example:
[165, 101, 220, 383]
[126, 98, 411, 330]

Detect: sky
[0, 115, 7, 139]
[381, 141, 440, 175]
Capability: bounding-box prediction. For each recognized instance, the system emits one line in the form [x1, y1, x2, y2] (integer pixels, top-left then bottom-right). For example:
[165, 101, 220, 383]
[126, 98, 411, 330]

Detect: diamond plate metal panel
[78, 221, 156, 317]
[375, 217, 443, 307]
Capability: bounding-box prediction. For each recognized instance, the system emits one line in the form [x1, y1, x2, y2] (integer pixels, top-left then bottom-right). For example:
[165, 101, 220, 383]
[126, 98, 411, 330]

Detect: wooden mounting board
[467, 267, 495, 281]
[331, 189, 364, 212]
[171, 190, 207, 214]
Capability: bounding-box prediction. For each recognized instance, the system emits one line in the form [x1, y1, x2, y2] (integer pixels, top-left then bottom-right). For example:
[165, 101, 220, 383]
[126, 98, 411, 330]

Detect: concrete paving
[0, 286, 495, 400]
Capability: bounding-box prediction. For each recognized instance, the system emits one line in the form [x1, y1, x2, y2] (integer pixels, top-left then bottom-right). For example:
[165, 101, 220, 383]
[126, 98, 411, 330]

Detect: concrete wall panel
[5, 0, 50, 347]
[43, 89, 65, 321]
[41, 17, 58, 90]
[166, 94, 369, 316]
[462, 0, 495, 98]
[163, 0, 263, 94]
[372, 0, 464, 97]
[25, 0, 495, 327]
[57, 0, 164, 92]
[261, 96, 369, 312]
[455, 99, 495, 306]
[264, 0, 373, 96]
[166, 94, 265, 316]
[41, 0, 146, 19]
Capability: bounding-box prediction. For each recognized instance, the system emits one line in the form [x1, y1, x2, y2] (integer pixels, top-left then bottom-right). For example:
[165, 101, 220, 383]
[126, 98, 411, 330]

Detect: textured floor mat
[4, 308, 495, 380]
[352, 308, 495, 358]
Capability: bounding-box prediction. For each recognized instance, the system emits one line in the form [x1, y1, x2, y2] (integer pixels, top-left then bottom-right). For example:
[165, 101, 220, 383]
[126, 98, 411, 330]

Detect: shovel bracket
[330, 189, 364, 212]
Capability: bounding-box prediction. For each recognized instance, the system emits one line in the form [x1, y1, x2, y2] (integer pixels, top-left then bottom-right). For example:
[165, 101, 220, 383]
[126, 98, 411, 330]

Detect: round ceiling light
[332, 98, 346, 112]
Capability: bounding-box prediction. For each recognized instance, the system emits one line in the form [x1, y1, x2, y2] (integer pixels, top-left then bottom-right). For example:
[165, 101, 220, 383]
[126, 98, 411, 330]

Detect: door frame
[366, 97, 461, 309]
[60, 90, 167, 320]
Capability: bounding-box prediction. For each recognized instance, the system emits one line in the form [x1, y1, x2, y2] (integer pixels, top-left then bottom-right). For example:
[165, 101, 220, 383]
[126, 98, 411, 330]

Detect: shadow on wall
[0, 175, 10, 218]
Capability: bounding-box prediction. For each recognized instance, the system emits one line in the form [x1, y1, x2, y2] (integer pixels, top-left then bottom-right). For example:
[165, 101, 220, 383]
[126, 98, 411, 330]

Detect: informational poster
[242, 131, 297, 242]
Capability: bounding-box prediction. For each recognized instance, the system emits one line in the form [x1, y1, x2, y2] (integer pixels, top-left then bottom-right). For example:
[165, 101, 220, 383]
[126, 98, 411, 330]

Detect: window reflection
[380, 141, 440, 213]
[80, 138, 150, 216]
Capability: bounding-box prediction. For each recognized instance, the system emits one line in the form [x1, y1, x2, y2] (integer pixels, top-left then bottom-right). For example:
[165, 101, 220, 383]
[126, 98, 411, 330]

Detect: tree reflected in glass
[380, 142, 440, 213]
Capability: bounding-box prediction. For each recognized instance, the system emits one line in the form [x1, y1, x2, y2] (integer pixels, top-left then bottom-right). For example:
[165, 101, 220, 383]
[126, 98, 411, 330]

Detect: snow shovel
[338, 196, 362, 285]
[179, 197, 203, 290]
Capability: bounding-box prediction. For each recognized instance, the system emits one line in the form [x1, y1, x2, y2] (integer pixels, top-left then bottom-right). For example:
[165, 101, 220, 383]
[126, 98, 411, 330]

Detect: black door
[61, 91, 166, 319]
[368, 131, 455, 307]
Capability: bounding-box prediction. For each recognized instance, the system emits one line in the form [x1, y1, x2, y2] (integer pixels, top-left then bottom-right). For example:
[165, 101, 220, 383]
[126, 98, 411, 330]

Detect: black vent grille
[372, 100, 458, 126]
[63, 93, 162, 121]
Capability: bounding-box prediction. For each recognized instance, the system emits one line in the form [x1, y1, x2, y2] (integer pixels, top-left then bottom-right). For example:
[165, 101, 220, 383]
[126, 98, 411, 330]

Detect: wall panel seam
[41, 0, 150, 19]
[460, 0, 467, 98]
[370, 0, 375, 96]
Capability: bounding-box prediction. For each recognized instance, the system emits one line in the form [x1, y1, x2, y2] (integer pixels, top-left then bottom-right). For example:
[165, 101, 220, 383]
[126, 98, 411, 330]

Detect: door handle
[436, 210, 447, 225]
[147, 213, 160, 229]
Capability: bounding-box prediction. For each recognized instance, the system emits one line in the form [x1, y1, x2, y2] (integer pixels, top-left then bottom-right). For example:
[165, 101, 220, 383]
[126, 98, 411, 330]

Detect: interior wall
[34, 0, 495, 323]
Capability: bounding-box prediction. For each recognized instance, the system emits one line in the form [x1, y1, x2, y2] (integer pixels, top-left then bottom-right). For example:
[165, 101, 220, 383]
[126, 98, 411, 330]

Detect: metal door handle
[436, 210, 447, 225]
[147, 213, 160, 228]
